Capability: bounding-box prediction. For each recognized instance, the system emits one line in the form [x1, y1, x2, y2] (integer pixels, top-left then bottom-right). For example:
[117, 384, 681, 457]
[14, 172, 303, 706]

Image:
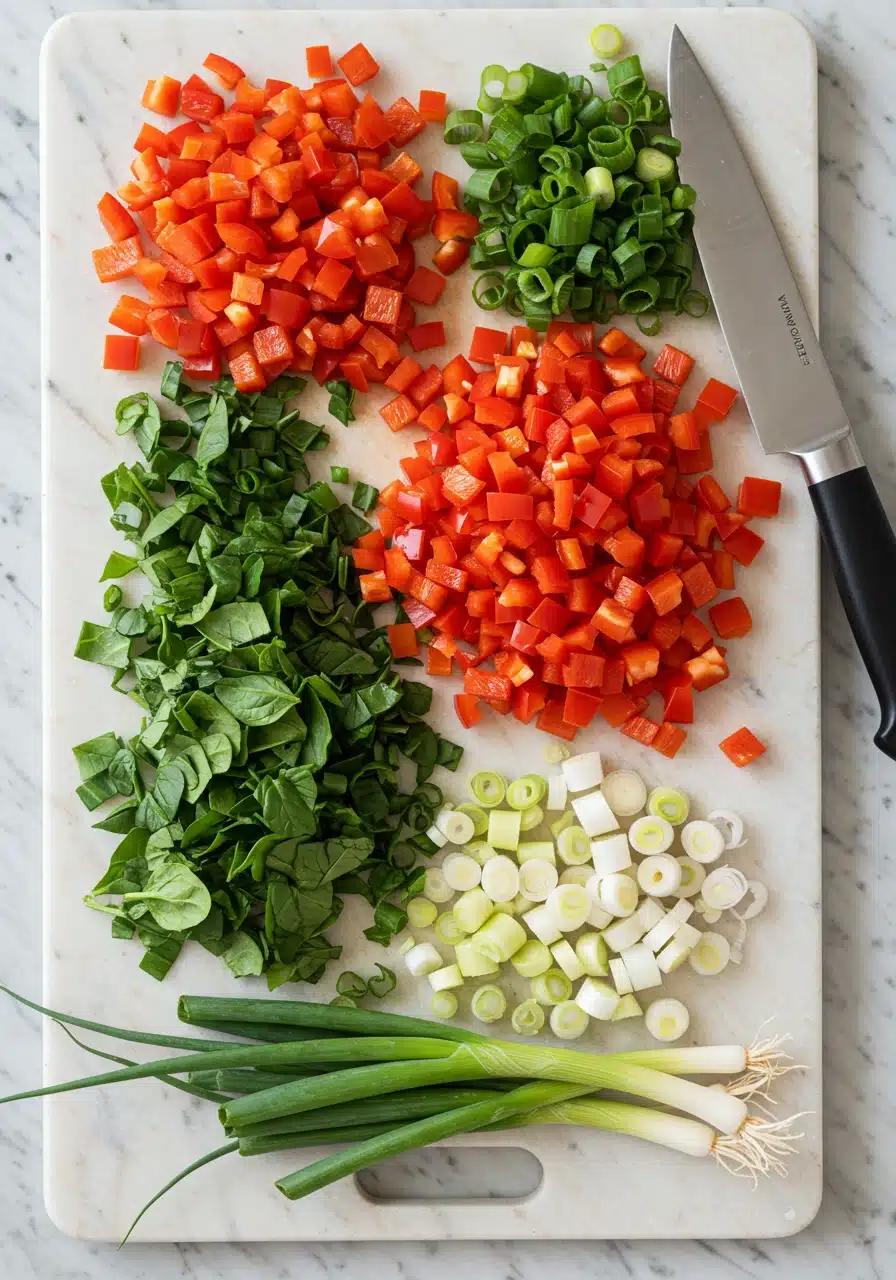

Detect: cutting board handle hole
[355, 1146, 543, 1203]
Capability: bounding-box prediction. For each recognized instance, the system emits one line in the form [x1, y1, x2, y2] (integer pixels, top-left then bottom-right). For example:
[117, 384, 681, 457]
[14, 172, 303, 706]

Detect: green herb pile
[446, 47, 707, 334]
[72, 364, 461, 989]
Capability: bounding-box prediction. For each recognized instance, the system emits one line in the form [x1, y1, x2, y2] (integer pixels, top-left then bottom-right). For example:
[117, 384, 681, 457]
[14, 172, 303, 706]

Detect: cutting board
[41, 8, 822, 1241]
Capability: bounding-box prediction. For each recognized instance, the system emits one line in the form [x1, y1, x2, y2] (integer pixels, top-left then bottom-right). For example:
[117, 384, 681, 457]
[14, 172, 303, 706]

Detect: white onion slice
[645, 997, 690, 1042]
[609, 957, 633, 995]
[636, 853, 682, 897]
[707, 808, 747, 849]
[600, 769, 647, 817]
[575, 976, 620, 1020]
[680, 820, 725, 864]
[441, 853, 482, 892]
[424, 823, 448, 849]
[628, 815, 674, 855]
[729, 915, 748, 965]
[619, 942, 663, 991]
[571, 789, 618, 837]
[673, 920, 702, 949]
[701, 866, 749, 910]
[669, 898, 694, 923]
[688, 931, 731, 976]
[590, 832, 631, 877]
[562, 750, 603, 793]
[546, 774, 568, 811]
[428, 963, 464, 991]
[674, 856, 706, 898]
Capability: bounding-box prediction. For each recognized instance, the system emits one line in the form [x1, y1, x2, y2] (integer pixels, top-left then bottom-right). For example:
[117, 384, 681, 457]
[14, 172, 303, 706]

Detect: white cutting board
[41, 8, 822, 1241]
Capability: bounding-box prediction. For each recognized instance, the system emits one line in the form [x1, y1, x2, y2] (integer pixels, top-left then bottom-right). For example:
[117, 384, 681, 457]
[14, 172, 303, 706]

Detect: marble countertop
[2, 0, 894, 1275]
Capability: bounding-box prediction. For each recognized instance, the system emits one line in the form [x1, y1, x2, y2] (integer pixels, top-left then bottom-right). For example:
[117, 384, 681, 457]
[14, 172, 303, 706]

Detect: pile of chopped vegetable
[96, 44, 469, 386]
[72, 367, 462, 987]
[444, 29, 705, 333]
[3, 986, 804, 1235]
[356, 322, 777, 759]
[399, 753, 766, 1036]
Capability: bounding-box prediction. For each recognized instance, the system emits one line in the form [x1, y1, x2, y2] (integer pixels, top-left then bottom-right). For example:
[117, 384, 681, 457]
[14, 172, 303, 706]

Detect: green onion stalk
[1, 987, 804, 1234]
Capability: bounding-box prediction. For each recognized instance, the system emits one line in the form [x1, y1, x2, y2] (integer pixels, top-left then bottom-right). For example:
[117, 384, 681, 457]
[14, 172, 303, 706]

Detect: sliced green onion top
[590, 24, 624, 59]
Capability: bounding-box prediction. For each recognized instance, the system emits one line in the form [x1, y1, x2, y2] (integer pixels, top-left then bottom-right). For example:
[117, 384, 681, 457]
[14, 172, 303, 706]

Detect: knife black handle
[809, 464, 896, 761]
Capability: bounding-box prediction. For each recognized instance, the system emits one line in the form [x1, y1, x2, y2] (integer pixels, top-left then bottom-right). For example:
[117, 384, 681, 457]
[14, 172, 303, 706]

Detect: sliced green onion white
[681, 820, 725, 864]
[436, 809, 476, 846]
[407, 897, 438, 929]
[481, 853, 520, 902]
[550, 939, 585, 982]
[546, 883, 591, 932]
[405, 942, 443, 977]
[395, 767, 765, 1040]
[531, 968, 573, 1005]
[430, 990, 458, 1019]
[510, 938, 552, 978]
[517, 840, 556, 865]
[518, 858, 559, 902]
[628, 815, 674, 855]
[618, 943, 663, 992]
[598, 872, 639, 918]
[549, 1000, 590, 1040]
[609, 957, 633, 995]
[647, 786, 690, 826]
[434, 912, 468, 946]
[701, 866, 749, 910]
[487, 809, 522, 852]
[429, 963, 464, 992]
[707, 808, 747, 849]
[561, 751, 604, 793]
[636, 853, 682, 897]
[422, 867, 454, 904]
[511, 998, 545, 1035]
[590, 831, 631, 877]
[546, 775, 568, 811]
[556, 824, 592, 866]
[674, 856, 706, 898]
[453, 887, 492, 934]
[575, 931, 609, 976]
[471, 983, 507, 1023]
[571, 789, 618, 836]
[441, 852, 481, 891]
[689, 931, 731, 976]
[645, 997, 690, 1042]
[601, 769, 647, 817]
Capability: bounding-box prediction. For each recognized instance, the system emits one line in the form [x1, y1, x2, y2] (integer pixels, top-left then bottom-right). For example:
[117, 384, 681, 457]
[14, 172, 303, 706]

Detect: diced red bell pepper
[708, 596, 753, 639]
[736, 477, 782, 518]
[719, 726, 767, 766]
[653, 344, 695, 386]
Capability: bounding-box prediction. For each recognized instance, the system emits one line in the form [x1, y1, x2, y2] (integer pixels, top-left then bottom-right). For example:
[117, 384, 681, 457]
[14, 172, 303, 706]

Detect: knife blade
[668, 25, 896, 760]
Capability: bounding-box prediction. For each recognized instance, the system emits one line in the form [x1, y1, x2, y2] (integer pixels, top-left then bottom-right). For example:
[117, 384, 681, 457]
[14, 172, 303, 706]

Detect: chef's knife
[668, 25, 896, 761]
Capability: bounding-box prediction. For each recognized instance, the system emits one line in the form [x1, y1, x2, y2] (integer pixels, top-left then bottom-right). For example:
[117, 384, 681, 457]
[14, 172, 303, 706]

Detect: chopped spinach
[74, 367, 461, 989]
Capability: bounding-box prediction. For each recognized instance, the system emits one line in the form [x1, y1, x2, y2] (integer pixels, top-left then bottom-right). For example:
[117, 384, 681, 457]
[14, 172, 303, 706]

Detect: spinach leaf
[260, 770, 317, 838]
[325, 379, 356, 426]
[74, 621, 132, 668]
[214, 673, 299, 726]
[123, 859, 212, 931]
[99, 551, 139, 581]
[195, 601, 270, 650]
[221, 930, 264, 978]
[195, 393, 229, 469]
